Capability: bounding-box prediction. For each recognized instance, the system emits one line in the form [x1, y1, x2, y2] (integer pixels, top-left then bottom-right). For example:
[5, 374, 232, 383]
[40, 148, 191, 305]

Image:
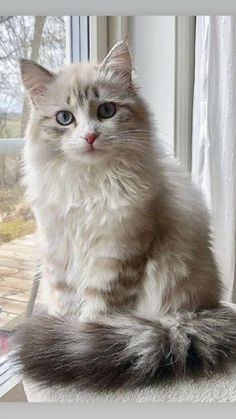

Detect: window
[0, 15, 67, 332]
[0, 15, 196, 399]
[0, 16, 67, 139]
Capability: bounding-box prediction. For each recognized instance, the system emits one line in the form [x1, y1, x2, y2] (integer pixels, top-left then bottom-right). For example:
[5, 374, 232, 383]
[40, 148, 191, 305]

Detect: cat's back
[158, 156, 210, 227]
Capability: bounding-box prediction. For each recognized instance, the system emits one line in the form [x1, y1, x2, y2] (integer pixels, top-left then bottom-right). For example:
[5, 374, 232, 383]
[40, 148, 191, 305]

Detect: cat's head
[20, 41, 152, 165]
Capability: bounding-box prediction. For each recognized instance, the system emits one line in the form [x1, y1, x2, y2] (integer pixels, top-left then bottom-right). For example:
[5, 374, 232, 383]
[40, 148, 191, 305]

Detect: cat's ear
[100, 41, 132, 86]
[20, 59, 55, 105]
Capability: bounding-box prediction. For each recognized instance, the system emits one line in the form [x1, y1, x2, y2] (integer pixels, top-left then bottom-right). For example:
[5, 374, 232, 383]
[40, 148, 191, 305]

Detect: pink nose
[84, 133, 98, 145]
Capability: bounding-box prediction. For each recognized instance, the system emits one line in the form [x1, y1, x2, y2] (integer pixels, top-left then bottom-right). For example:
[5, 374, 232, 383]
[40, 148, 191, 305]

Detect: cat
[13, 41, 236, 390]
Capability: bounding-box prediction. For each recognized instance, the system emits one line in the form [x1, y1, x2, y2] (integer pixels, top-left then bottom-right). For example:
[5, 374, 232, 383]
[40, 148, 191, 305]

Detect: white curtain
[192, 16, 236, 302]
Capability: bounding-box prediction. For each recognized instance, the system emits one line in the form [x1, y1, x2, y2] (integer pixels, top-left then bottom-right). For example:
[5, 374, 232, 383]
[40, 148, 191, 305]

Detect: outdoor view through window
[0, 16, 67, 356]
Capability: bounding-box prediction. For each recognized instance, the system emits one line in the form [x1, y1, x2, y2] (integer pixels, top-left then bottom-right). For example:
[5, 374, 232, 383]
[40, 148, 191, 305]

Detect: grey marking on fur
[84, 86, 89, 100]
[43, 127, 68, 136]
[92, 86, 99, 99]
[78, 90, 84, 104]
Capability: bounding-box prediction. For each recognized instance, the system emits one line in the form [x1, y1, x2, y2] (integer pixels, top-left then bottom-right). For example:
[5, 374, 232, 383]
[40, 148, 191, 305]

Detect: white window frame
[89, 16, 108, 62]
[67, 16, 90, 63]
[0, 355, 22, 400]
[174, 16, 196, 172]
[89, 16, 128, 62]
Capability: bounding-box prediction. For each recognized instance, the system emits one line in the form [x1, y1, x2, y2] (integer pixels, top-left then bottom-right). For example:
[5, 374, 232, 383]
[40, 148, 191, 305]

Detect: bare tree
[0, 15, 66, 138]
[0, 16, 12, 25]
[21, 16, 46, 136]
[0, 16, 66, 188]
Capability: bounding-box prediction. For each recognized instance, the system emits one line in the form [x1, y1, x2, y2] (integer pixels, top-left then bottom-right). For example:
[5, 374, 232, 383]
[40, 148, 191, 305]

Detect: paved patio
[0, 234, 39, 331]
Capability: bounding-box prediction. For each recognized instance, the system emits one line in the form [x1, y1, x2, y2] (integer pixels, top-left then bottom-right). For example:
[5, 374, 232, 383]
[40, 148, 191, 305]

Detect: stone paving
[0, 234, 39, 330]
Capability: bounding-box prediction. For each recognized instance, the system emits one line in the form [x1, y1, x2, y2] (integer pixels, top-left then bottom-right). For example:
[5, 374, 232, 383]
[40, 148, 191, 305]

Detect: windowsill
[0, 138, 25, 155]
[0, 381, 27, 402]
[0, 354, 22, 399]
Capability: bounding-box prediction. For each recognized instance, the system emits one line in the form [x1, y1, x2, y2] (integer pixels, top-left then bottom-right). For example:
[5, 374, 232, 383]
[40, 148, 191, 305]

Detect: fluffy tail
[12, 306, 236, 390]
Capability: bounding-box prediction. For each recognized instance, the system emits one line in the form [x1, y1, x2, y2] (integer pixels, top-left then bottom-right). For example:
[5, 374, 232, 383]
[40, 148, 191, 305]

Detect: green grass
[0, 186, 25, 215]
[0, 117, 21, 138]
[0, 185, 36, 244]
[0, 218, 36, 243]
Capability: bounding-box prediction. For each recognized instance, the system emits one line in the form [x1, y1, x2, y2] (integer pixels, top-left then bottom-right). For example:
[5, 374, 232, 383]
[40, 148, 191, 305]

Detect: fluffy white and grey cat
[14, 41, 236, 390]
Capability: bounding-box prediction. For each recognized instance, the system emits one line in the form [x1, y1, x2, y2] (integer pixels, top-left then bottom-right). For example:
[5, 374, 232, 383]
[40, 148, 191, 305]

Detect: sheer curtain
[192, 16, 236, 302]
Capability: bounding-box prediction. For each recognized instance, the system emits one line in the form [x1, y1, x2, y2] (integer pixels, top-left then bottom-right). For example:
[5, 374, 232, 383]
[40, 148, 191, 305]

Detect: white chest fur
[25, 158, 153, 316]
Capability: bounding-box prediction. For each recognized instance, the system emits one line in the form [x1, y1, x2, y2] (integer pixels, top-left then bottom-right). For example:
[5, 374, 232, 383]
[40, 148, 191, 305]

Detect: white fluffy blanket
[23, 364, 236, 402]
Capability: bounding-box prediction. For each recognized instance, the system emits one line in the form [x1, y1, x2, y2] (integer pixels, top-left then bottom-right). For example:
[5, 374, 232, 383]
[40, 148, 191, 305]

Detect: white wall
[128, 16, 176, 151]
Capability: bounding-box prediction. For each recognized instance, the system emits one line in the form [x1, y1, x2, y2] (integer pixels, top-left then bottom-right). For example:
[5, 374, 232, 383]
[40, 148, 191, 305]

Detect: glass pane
[0, 16, 67, 139]
[0, 16, 67, 353]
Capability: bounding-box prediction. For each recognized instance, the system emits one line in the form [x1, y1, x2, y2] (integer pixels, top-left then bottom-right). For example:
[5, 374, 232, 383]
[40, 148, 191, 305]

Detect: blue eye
[97, 102, 116, 119]
[56, 111, 74, 125]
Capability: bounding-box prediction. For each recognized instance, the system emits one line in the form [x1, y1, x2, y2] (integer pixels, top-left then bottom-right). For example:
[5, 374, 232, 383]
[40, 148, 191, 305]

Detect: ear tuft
[20, 59, 55, 104]
[100, 41, 132, 85]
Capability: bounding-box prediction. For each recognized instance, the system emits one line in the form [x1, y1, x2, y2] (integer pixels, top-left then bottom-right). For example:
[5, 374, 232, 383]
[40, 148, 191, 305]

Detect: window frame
[174, 16, 196, 172]
[67, 16, 90, 63]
